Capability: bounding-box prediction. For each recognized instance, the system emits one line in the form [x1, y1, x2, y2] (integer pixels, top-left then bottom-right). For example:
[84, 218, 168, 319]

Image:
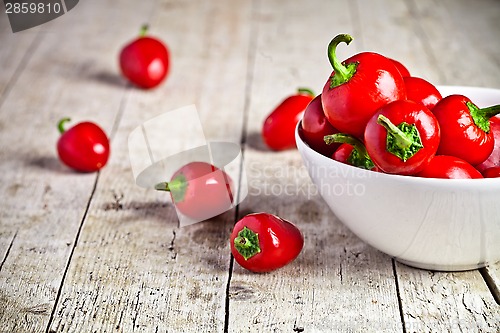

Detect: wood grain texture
[48, 0, 252, 332]
[0, 1, 155, 332]
[0, 0, 498, 332]
[227, 0, 404, 332]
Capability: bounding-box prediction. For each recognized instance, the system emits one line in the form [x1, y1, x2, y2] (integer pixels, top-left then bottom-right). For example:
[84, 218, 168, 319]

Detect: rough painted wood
[0, 0, 498, 332]
[47, 0, 252, 332]
[395, 265, 500, 332]
[0, 1, 155, 332]
[356, 0, 500, 331]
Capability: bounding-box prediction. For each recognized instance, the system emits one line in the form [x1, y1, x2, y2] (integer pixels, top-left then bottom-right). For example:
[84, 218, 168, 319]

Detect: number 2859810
[5, 2, 62, 14]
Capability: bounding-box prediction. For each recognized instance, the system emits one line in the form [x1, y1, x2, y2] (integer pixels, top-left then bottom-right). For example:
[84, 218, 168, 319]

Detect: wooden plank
[227, 0, 404, 331]
[47, 0, 253, 332]
[402, 0, 500, 88]
[0, 29, 40, 109]
[359, 0, 500, 330]
[395, 265, 500, 332]
[482, 265, 500, 305]
[0, 1, 155, 332]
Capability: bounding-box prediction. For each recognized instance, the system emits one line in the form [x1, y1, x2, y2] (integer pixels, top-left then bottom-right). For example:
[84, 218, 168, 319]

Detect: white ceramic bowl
[296, 86, 500, 271]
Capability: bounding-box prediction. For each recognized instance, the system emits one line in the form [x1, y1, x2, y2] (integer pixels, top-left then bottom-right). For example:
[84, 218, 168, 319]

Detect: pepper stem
[377, 115, 413, 149]
[324, 133, 374, 169]
[154, 182, 170, 191]
[327, 34, 357, 88]
[234, 227, 261, 260]
[139, 24, 149, 37]
[377, 115, 424, 162]
[468, 102, 500, 133]
[297, 87, 315, 97]
[57, 117, 71, 134]
[154, 173, 188, 203]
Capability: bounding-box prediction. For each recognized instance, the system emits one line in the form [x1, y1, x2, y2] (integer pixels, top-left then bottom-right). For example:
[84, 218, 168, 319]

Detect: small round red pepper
[262, 88, 315, 151]
[155, 161, 234, 220]
[482, 166, 500, 178]
[433, 95, 500, 166]
[230, 213, 304, 273]
[403, 76, 442, 111]
[476, 116, 500, 172]
[321, 34, 406, 139]
[301, 94, 339, 156]
[324, 133, 377, 170]
[416, 155, 483, 179]
[364, 100, 440, 175]
[389, 58, 411, 77]
[57, 118, 110, 172]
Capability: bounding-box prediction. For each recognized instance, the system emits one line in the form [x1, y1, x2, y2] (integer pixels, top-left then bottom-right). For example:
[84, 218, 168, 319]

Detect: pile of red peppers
[299, 33, 500, 179]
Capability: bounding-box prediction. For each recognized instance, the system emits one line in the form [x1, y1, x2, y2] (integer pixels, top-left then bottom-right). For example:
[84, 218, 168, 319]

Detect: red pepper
[476, 116, 500, 172]
[416, 155, 483, 179]
[324, 133, 377, 170]
[364, 100, 440, 175]
[230, 213, 304, 273]
[389, 58, 411, 77]
[155, 161, 233, 220]
[321, 34, 406, 139]
[403, 77, 442, 111]
[301, 94, 339, 156]
[482, 166, 500, 178]
[433, 95, 500, 166]
[262, 88, 315, 151]
[57, 118, 110, 172]
[119, 25, 170, 89]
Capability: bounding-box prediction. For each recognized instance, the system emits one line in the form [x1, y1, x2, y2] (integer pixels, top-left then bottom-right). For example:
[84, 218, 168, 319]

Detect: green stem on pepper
[324, 133, 375, 169]
[377, 115, 423, 162]
[234, 226, 261, 260]
[139, 24, 149, 37]
[57, 117, 71, 134]
[468, 102, 500, 133]
[154, 174, 188, 202]
[297, 87, 316, 97]
[327, 34, 358, 88]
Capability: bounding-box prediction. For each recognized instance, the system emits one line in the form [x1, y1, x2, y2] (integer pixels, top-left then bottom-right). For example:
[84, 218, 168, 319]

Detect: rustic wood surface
[0, 0, 499, 332]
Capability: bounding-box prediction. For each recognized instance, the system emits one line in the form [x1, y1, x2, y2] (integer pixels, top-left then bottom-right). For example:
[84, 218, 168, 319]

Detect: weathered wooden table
[1, 0, 499, 332]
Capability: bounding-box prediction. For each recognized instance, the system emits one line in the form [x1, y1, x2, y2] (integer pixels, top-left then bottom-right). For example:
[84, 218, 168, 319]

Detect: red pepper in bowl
[321, 34, 406, 139]
[475, 116, 500, 172]
[433, 95, 500, 166]
[324, 133, 377, 171]
[389, 58, 411, 77]
[364, 100, 440, 175]
[301, 94, 339, 156]
[403, 76, 442, 111]
[416, 155, 483, 179]
[482, 166, 500, 178]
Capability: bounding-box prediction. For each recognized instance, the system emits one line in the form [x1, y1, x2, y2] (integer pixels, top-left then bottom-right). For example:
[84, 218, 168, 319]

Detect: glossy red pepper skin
[476, 117, 500, 172]
[331, 144, 378, 171]
[119, 26, 170, 89]
[230, 213, 304, 273]
[322, 34, 406, 139]
[301, 94, 339, 156]
[433, 95, 500, 166]
[155, 162, 233, 220]
[57, 118, 110, 172]
[416, 155, 483, 179]
[389, 58, 410, 77]
[262, 88, 315, 151]
[482, 166, 500, 178]
[403, 77, 442, 111]
[364, 100, 440, 175]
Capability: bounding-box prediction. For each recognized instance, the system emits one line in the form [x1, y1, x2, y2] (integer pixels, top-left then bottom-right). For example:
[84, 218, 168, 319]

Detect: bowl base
[395, 258, 490, 272]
